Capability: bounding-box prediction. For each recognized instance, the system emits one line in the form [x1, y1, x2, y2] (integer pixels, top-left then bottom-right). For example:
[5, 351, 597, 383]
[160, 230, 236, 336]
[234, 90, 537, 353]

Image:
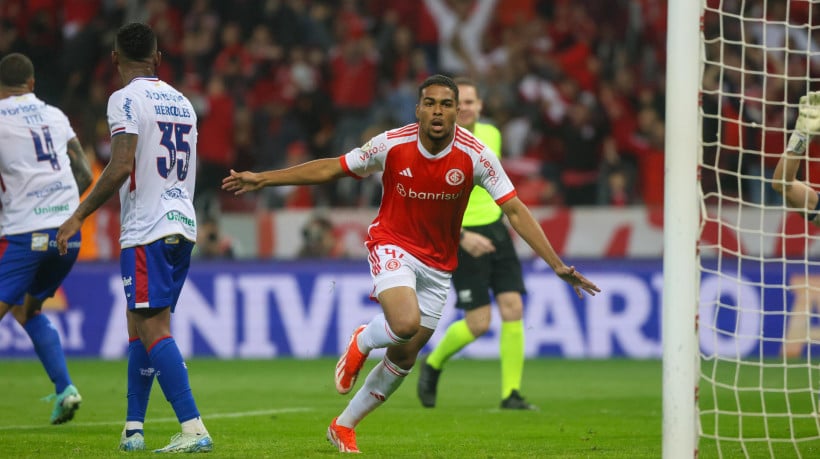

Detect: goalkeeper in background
[417, 77, 535, 410]
[773, 92, 820, 223]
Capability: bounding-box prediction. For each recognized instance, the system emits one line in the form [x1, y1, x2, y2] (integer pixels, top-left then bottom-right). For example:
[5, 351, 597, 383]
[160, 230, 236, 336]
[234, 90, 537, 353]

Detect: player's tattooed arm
[66, 137, 93, 194]
[74, 133, 136, 220]
[57, 133, 136, 255]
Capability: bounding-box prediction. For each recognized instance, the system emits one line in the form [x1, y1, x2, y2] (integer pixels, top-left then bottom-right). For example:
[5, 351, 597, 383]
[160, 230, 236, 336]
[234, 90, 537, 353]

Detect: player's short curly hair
[0, 53, 34, 87]
[115, 23, 157, 61]
[418, 74, 459, 102]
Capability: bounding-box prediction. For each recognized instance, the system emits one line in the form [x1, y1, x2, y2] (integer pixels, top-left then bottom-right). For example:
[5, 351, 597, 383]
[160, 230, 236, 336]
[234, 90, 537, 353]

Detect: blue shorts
[120, 235, 193, 312]
[0, 229, 81, 305]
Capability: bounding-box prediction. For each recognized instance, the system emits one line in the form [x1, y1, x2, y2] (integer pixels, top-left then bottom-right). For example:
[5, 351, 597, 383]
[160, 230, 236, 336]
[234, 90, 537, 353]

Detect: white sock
[125, 421, 143, 432]
[337, 357, 409, 428]
[357, 314, 409, 353]
[180, 416, 208, 435]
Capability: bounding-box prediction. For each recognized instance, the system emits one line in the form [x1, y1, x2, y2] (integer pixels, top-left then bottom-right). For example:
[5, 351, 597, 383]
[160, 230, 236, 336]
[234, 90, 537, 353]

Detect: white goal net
[698, 0, 820, 457]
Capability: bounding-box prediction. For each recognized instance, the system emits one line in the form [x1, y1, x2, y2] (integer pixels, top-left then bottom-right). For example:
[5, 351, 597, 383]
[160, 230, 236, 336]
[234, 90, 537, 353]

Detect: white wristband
[788, 131, 808, 156]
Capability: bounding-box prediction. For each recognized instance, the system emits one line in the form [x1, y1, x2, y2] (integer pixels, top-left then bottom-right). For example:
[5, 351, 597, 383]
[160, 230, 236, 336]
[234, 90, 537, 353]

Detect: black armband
[803, 193, 820, 222]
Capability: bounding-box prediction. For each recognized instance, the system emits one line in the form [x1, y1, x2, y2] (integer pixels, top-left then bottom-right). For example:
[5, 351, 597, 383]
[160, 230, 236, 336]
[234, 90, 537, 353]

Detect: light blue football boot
[154, 432, 213, 453]
[119, 430, 146, 452]
[44, 384, 82, 425]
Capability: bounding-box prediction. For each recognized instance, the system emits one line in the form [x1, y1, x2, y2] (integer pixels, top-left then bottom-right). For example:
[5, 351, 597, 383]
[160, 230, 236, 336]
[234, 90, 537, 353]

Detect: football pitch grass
[3, 358, 660, 458]
[1, 358, 817, 458]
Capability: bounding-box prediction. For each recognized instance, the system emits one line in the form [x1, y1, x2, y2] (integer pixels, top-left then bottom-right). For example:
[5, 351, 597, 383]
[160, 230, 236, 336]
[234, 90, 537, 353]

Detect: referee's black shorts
[452, 217, 526, 311]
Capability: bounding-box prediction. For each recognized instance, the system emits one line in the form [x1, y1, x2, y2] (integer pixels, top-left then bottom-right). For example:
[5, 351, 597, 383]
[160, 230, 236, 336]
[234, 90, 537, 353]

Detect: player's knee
[388, 319, 419, 341]
[497, 293, 524, 321]
[11, 304, 39, 325]
[469, 319, 491, 336]
[465, 305, 493, 335]
[386, 346, 421, 371]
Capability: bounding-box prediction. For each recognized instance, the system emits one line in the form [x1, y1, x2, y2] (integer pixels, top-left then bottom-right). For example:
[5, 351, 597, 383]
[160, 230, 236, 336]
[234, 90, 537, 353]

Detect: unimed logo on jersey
[395, 183, 463, 201]
[165, 210, 196, 227]
[34, 203, 69, 215]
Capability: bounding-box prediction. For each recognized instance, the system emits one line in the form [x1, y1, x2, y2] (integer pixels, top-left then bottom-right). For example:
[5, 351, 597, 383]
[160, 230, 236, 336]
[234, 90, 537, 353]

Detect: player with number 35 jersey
[107, 77, 198, 247]
[57, 23, 212, 453]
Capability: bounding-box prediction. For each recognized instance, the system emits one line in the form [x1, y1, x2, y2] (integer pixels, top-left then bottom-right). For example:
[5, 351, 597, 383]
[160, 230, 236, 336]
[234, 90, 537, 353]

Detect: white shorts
[367, 244, 451, 330]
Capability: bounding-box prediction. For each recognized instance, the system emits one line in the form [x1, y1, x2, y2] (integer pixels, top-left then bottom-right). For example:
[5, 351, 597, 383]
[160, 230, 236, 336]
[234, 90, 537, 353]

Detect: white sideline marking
[0, 407, 312, 431]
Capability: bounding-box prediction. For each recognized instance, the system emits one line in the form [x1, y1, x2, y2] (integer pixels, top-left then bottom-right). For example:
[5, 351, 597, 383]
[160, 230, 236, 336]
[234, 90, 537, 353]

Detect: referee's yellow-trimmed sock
[500, 319, 525, 399]
[427, 319, 475, 370]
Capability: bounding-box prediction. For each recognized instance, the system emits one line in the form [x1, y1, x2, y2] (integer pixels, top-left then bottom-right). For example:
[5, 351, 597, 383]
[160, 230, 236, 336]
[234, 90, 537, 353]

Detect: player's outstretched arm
[773, 92, 820, 224]
[500, 196, 600, 298]
[222, 158, 347, 195]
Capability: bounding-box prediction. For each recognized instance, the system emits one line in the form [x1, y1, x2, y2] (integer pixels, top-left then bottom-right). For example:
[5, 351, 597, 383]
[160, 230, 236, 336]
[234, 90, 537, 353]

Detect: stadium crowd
[0, 0, 673, 215]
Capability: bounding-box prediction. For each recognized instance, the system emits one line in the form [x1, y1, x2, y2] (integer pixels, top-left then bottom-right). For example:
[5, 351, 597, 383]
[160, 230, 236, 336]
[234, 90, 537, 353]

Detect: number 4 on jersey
[31, 126, 60, 171]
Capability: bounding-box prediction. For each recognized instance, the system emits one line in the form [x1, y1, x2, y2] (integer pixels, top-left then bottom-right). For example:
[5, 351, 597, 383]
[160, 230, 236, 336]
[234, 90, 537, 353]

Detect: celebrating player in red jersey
[223, 74, 600, 453]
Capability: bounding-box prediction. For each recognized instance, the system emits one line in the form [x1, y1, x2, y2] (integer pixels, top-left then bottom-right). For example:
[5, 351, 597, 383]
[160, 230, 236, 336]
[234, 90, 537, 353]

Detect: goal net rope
[699, 1, 820, 457]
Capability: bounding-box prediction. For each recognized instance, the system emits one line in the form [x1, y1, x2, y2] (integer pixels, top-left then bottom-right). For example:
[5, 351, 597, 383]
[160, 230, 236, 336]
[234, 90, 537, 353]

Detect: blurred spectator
[245, 23, 283, 66]
[637, 112, 666, 207]
[181, 0, 220, 78]
[212, 21, 254, 101]
[146, 0, 183, 81]
[553, 90, 606, 206]
[379, 18, 430, 125]
[0, 0, 713, 214]
[516, 171, 563, 207]
[77, 144, 106, 261]
[298, 215, 343, 259]
[195, 74, 236, 217]
[423, 0, 498, 77]
[327, 16, 378, 205]
[597, 137, 638, 206]
[259, 141, 315, 209]
[748, 1, 820, 72]
[600, 166, 634, 206]
[195, 217, 235, 259]
[742, 75, 787, 207]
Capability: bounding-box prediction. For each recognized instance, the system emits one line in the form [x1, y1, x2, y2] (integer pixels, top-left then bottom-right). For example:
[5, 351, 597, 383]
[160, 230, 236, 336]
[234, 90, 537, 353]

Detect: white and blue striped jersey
[107, 77, 198, 248]
[0, 93, 80, 236]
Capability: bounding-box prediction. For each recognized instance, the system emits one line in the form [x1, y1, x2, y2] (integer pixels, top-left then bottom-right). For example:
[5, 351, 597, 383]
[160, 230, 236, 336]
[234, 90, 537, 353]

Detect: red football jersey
[341, 124, 516, 271]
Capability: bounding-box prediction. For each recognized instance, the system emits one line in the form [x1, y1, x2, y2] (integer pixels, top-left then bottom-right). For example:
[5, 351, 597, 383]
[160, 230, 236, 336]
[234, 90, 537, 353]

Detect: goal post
[667, 1, 820, 457]
[662, 0, 701, 457]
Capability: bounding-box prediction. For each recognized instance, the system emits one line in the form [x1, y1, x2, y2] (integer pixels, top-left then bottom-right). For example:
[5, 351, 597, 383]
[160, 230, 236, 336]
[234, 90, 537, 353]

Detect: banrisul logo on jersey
[395, 183, 463, 201]
[165, 210, 195, 227]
